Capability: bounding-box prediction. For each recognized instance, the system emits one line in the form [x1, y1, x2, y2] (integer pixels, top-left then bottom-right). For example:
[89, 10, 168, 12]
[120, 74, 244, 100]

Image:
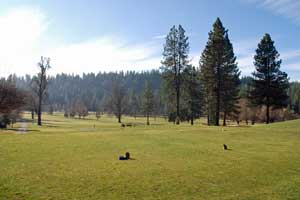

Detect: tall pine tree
[161, 25, 189, 125]
[221, 33, 240, 126]
[250, 33, 289, 124]
[200, 18, 240, 126]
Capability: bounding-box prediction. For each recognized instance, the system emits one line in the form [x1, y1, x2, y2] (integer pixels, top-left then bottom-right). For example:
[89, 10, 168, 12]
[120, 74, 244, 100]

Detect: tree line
[0, 18, 299, 127]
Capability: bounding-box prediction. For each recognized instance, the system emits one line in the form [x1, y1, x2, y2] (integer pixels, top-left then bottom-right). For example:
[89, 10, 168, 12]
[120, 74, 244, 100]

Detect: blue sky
[0, 0, 299, 80]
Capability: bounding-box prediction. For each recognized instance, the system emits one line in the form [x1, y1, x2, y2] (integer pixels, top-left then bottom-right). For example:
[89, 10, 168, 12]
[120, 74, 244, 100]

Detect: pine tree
[250, 33, 289, 124]
[221, 33, 240, 126]
[200, 18, 240, 126]
[142, 82, 155, 125]
[161, 25, 189, 125]
[183, 66, 203, 125]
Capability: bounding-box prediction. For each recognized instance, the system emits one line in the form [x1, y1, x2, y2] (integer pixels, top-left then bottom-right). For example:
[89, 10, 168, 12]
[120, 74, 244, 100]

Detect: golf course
[1, 113, 300, 200]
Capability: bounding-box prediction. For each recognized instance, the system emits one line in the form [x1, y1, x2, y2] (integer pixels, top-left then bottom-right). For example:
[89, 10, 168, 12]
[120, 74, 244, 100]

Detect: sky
[0, 0, 299, 80]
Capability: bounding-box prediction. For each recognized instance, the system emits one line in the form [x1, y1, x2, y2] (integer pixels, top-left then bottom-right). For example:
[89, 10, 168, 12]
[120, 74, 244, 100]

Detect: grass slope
[1, 113, 300, 200]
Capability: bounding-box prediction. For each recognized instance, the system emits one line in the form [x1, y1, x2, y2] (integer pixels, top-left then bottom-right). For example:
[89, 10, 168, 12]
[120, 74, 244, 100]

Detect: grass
[1, 113, 300, 199]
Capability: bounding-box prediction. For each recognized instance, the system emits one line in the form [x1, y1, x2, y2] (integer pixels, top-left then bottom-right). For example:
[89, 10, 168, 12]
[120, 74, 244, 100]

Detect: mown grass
[1, 113, 300, 200]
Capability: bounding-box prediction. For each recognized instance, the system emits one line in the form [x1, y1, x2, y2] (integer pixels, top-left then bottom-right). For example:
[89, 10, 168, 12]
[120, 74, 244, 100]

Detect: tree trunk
[266, 103, 270, 124]
[191, 117, 194, 125]
[147, 114, 149, 125]
[37, 111, 41, 126]
[266, 60, 270, 124]
[215, 60, 221, 126]
[37, 98, 42, 126]
[118, 113, 121, 123]
[31, 110, 34, 120]
[215, 99, 220, 126]
[207, 115, 209, 126]
[223, 112, 227, 126]
[176, 85, 180, 125]
[207, 103, 210, 126]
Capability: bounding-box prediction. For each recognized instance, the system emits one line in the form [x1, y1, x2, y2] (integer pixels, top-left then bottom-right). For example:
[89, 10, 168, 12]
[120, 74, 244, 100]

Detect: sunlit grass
[0, 113, 300, 199]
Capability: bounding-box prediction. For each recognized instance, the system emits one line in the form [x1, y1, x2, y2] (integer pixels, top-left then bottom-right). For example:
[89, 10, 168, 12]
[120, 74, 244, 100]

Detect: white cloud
[47, 37, 162, 75]
[0, 7, 163, 77]
[242, 0, 300, 24]
[0, 7, 48, 76]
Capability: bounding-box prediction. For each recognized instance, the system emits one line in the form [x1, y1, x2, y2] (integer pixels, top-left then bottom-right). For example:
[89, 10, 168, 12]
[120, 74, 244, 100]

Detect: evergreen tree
[183, 66, 203, 125]
[161, 25, 189, 125]
[200, 18, 240, 126]
[142, 82, 155, 125]
[221, 33, 240, 126]
[250, 33, 289, 124]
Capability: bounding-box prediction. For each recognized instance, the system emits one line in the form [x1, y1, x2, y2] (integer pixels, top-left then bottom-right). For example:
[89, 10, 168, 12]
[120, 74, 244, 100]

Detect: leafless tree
[31, 57, 51, 126]
[109, 81, 127, 123]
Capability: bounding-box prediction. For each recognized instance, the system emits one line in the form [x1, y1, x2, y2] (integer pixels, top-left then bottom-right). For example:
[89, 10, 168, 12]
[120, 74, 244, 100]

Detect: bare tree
[75, 101, 88, 118]
[109, 81, 127, 123]
[31, 57, 51, 126]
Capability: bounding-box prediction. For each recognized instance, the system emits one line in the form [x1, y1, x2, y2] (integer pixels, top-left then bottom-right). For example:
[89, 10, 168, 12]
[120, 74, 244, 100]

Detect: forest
[0, 18, 299, 128]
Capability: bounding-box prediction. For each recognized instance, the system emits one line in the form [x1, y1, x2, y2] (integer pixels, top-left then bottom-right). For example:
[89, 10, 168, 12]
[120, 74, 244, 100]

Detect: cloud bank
[0, 7, 162, 77]
[0, 6, 299, 80]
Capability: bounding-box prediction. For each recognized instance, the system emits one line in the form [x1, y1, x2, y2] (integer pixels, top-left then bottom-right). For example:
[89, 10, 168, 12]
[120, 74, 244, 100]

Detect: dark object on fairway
[119, 155, 127, 160]
[125, 152, 130, 159]
[119, 152, 130, 160]
[121, 123, 125, 127]
[223, 144, 228, 150]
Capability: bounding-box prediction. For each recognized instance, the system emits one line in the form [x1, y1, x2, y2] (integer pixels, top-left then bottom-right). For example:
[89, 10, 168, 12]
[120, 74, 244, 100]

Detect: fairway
[1, 114, 300, 200]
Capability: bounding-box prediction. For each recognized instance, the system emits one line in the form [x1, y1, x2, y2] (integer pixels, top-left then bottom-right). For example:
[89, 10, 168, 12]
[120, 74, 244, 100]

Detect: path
[17, 123, 28, 134]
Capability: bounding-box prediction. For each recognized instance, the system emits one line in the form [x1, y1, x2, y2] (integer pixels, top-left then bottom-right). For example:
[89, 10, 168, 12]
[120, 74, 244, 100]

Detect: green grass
[1, 113, 300, 200]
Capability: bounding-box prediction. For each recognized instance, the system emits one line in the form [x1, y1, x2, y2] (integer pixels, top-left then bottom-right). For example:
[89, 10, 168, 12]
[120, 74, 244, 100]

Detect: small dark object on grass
[223, 144, 228, 150]
[125, 152, 130, 159]
[121, 123, 125, 127]
[119, 155, 127, 160]
[119, 152, 131, 160]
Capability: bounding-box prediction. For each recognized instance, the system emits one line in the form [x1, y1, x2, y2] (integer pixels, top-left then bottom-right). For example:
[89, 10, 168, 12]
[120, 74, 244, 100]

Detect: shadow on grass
[0, 128, 40, 133]
[17, 118, 34, 123]
[43, 125, 61, 128]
